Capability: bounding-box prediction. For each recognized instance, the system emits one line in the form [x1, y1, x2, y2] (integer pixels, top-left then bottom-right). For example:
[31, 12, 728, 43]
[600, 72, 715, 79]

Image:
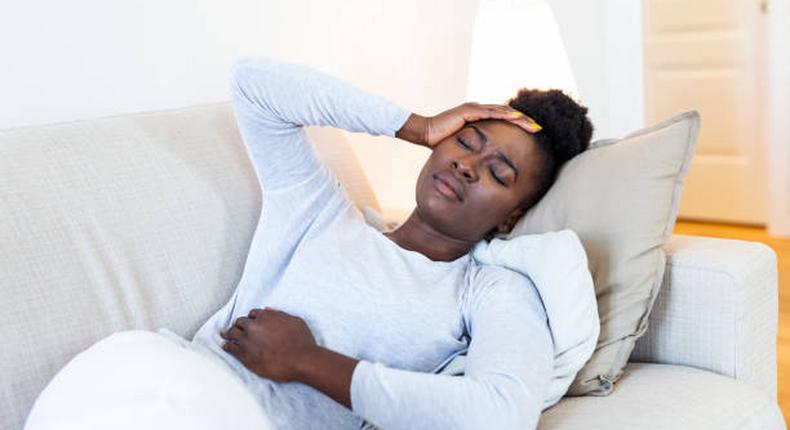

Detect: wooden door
[643, 0, 769, 224]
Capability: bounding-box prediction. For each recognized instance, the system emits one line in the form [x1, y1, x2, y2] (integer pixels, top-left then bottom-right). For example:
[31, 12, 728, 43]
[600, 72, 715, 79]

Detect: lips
[433, 171, 464, 202]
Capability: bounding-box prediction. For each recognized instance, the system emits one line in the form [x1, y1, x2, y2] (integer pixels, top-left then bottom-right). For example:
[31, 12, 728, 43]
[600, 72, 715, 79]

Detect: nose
[451, 155, 479, 182]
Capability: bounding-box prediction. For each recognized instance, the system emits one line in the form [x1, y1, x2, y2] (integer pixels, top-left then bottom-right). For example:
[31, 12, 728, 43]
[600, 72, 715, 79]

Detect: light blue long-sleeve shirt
[185, 56, 553, 430]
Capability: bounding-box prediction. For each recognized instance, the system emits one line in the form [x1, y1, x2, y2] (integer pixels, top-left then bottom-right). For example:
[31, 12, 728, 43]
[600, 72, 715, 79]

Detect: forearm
[231, 56, 411, 137]
[228, 56, 413, 190]
[395, 112, 430, 146]
[295, 345, 359, 410]
[294, 347, 524, 429]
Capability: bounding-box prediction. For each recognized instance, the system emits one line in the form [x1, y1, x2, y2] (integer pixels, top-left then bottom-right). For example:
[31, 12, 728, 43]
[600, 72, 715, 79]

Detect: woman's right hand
[396, 102, 542, 149]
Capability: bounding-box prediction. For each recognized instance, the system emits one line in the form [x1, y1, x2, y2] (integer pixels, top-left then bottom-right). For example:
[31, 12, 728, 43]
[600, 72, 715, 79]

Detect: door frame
[767, 0, 790, 237]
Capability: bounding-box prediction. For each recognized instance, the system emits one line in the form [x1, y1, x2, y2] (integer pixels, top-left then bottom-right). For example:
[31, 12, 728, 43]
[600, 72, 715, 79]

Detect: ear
[494, 206, 527, 236]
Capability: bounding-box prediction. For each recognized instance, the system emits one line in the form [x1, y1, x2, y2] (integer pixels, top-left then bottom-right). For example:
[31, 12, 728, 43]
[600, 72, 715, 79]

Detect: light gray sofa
[0, 102, 785, 429]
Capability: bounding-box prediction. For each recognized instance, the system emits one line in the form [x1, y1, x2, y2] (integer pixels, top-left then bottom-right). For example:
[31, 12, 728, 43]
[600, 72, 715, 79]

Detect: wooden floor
[671, 220, 790, 425]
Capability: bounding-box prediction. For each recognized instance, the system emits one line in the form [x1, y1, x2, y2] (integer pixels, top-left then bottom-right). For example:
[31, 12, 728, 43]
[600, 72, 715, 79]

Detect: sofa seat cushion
[538, 363, 786, 430]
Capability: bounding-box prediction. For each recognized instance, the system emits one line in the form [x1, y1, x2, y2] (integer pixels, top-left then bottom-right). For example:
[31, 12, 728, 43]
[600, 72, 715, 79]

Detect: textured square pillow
[504, 110, 701, 396]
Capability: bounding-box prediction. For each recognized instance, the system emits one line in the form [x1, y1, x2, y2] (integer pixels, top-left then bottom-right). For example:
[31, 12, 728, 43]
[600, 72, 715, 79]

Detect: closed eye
[456, 137, 472, 150]
[489, 167, 506, 186]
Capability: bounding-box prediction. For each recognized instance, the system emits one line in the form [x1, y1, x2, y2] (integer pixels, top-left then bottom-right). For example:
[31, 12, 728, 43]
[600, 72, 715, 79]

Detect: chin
[414, 193, 470, 240]
[414, 190, 447, 229]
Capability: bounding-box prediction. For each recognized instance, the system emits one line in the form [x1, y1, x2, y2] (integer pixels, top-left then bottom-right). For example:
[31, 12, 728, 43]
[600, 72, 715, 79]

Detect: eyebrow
[468, 124, 488, 145]
[467, 124, 519, 179]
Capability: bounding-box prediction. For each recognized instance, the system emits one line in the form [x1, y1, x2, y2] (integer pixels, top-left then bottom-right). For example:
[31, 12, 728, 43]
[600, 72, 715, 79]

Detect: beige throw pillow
[504, 110, 701, 396]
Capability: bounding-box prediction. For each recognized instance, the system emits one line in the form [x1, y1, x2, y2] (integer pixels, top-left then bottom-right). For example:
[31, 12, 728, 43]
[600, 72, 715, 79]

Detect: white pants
[24, 330, 274, 430]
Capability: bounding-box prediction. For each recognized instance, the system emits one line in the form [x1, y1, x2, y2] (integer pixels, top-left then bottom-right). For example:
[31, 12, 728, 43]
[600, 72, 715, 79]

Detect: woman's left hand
[396, 102, 543, 149]
[424, 102, 542, 148]
[220, 307, 318, 383]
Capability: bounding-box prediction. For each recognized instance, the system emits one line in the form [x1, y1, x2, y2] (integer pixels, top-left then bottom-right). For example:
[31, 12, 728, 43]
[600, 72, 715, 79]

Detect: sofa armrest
[630, 234, 779, 403]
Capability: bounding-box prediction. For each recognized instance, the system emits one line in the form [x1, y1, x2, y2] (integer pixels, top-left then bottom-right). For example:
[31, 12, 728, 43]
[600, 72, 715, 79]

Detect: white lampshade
[466, 0, 578, 104]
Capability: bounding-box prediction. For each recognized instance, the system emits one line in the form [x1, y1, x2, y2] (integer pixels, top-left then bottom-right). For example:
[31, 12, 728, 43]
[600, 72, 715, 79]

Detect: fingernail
[526, 116, 542, 131]
[511, 111, 523, 118]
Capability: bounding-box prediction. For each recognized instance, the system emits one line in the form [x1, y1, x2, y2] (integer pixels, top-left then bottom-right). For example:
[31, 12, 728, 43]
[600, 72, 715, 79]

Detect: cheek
[414, 165, 434, 202]
[414, 152, 449, 202]
[466, 182, 526, 225]
[469, 188, 512, 219]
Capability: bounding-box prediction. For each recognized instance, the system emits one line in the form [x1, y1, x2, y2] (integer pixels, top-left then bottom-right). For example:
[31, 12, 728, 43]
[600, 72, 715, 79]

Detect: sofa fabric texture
[630, 234, 780, 402]
[537, 363, 785, 430]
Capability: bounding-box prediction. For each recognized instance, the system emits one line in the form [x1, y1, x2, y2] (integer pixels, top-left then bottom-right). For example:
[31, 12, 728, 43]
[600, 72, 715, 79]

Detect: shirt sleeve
[350, 267, 554, 430]
[228, 56, 411, 192]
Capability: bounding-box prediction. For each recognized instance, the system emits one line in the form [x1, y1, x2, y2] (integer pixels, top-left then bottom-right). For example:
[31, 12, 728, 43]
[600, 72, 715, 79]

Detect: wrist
[294, 345, 325, 383]
[395, 113, 430, 146]
[293, 345, 360, 410]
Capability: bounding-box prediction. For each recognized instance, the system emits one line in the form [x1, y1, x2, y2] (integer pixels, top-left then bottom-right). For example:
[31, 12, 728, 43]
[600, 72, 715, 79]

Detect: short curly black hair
[507, 88, 594, 210]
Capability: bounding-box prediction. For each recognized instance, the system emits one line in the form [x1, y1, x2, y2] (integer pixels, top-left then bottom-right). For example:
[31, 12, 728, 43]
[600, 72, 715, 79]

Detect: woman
[189, 56, 593, 430]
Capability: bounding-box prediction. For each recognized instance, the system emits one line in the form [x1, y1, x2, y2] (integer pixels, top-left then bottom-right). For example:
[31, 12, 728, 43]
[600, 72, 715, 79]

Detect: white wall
[0, 0, 644, 213]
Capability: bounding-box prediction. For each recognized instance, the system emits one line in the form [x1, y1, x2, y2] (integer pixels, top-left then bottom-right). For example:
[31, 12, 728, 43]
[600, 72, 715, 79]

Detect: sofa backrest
[0, 101, 380, 429]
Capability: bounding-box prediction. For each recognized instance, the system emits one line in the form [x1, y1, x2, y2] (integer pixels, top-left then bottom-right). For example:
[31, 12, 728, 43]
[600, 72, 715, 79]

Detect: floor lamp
[466, 0, 578, 104]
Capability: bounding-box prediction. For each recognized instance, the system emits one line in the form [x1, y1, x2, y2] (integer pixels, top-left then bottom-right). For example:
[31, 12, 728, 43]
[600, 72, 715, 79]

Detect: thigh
[24, 330, 274, 430]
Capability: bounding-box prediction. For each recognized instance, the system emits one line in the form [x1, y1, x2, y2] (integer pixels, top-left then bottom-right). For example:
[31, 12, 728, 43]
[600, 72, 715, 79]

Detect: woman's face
[414, 119, 542, 242]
